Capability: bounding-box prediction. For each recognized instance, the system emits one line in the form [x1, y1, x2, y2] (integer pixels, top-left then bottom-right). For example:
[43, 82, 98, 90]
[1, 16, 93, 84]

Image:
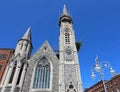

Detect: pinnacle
[62, 4, 69, 16]
[22, 27, 32, 41]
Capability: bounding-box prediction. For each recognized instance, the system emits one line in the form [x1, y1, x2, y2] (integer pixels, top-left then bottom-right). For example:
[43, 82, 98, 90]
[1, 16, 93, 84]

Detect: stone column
[10, 64, 21, 92]
[19, 64, 27, 91]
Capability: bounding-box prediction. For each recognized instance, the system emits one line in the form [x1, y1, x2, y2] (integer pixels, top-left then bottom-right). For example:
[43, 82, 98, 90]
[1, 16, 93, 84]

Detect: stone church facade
[0, 5, 83, 92]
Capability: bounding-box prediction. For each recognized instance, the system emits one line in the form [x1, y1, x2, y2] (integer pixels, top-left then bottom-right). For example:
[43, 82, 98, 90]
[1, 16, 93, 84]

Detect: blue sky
[0, 0, 120, 89]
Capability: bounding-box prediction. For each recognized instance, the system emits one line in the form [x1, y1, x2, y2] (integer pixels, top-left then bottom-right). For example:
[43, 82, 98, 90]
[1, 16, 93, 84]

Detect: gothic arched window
[33, 57, 51, 89]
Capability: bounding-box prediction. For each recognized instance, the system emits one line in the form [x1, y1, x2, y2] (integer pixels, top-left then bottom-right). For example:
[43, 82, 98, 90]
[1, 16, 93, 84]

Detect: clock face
[66, 49, 72, 55]
[65, 47, 73, 61]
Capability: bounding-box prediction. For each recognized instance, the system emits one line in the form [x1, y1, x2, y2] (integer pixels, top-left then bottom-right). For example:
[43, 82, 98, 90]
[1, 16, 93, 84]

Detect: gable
[22, 41, 59, 92]
[30, 41, 58, 62]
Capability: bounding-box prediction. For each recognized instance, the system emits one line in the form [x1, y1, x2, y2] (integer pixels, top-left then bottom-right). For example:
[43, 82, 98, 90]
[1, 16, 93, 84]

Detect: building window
[33, 57, 50, 89]
[114, 81, 117, 85]
[25, 43, 28, 52]
[20, 43, 23, 50]
[0, 54, 7, 60]
[65, 31, 70, 44]
[17, 64, 24, 85]
[9, 63, 17, 83]
[0, 65, 2, 70]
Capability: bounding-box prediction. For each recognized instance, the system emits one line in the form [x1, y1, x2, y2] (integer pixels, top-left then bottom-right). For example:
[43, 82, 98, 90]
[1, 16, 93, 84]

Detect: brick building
[84, 80, 108, 92]
[0, 49, 14, 83]
[106, 74, 120, 92]
[84, 74, 120, 92]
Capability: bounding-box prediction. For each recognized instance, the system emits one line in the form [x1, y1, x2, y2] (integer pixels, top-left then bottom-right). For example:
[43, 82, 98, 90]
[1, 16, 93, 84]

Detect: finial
[95, 55, 99, 64]
[22, 27, 32, 41]
[63, 4, 69, 15]
[27, 27, 31, 32]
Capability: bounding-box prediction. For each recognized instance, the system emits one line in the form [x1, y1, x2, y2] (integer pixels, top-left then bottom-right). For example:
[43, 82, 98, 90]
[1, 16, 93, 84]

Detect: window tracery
[33, 57, 50, 89]
[66, 82, 76, 92]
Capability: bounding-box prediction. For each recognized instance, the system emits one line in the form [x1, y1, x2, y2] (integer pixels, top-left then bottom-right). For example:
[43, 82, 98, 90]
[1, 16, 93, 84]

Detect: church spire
[59, 4, 73, 26]
[22, 27, 32, 41]
[62, 4, 69, 16]
[59, 4, 83, 92]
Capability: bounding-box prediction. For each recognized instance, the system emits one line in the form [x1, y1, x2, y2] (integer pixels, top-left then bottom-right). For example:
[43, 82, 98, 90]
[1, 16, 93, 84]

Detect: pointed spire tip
[63, 4, 68, 15]
[27, 27, 31, 32]
[64, 4, 66, 9]
[22, 27, 32, 41]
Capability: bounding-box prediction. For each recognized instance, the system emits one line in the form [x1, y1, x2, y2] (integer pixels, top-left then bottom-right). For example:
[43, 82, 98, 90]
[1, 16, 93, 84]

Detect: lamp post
[91, 56, 115, 92]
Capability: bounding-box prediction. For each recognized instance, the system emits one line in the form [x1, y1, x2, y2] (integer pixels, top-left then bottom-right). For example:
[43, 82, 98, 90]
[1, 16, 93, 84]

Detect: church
[0, 5, 83, 92]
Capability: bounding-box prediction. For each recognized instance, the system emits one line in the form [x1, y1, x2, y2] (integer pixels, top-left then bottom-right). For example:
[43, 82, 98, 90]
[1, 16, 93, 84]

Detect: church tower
[59, 5, 82, 92]
[0, 27, 33, 92]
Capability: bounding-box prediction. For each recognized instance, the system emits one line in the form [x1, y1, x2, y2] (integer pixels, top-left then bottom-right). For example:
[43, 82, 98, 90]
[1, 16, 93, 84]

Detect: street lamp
[91, 56, 115, 92]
